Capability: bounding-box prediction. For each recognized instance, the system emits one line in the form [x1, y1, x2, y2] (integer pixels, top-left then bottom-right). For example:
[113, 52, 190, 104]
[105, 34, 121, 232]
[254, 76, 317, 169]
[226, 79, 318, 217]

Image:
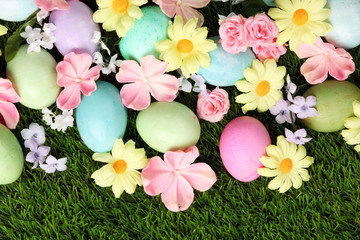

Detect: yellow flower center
[292, 9, 309, 26]
[113, 160, 127, 174]
[112, 0, 128, 14]
[280, 158, 293, 174]
[177, 39, 194, 53]
[256, 80, 270, 96]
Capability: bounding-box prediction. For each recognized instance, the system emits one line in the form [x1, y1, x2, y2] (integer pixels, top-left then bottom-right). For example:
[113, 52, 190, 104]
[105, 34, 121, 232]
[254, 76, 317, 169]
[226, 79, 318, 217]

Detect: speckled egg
[76, 81, 127, 153]
[6, 45, 60, 109]
[325, 0, 360, 49]
[0, 124, 24, 185]
[219, 116, 271, 182]
[119, 5, 170, 62]
[136, 102, 201, 153]
[303, 80, 360, 132]
[0, 0, 38, 22]
[198, 36, 255, 87]
[49, 0, 100, 56]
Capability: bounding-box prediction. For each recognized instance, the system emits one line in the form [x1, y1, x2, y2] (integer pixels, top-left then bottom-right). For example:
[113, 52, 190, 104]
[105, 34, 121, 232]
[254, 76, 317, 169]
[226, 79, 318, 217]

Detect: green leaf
[242, 0, 268, 17]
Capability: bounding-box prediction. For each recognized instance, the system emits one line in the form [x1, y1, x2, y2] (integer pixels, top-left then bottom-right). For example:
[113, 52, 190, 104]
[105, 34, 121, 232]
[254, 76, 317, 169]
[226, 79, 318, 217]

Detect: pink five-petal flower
[141, 146, 217, 212]
[153, 0, 210, 27]
[35, 0, 71, 11]
[115, 55, 179, 111]
[295, 37, 355, 85]
[56, 52, 100, 110]
[0, 78, 20, 129]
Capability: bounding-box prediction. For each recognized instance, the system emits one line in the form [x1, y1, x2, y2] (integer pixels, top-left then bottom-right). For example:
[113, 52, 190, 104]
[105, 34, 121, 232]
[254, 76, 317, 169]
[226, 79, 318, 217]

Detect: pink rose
[219, 15, 247, 54]
[243, 13, 278, 47]
[253, 40, 287, 62]
[196, 87, 230, 123]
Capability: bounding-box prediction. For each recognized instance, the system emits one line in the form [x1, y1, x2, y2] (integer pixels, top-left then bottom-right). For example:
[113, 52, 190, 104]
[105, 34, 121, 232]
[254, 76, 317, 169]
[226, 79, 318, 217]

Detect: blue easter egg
[262, 0, 275, 7]
[198, 36, 256, 87]
[0, 0, 38, 22]
[76, 81, 127, 153]
[325, 0, 360, 49]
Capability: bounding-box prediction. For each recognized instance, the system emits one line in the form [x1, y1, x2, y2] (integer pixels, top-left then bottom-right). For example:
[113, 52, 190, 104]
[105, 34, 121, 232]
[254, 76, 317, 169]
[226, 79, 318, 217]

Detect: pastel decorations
[136, 101, 201, 153]
[0, 123, 24, 185]
[325, 0, 360, 49]
[119, 6, 170, 62]
[49, 0, 100, 56]
[219, 116, 271, 182]
[76, 81, 127, 153]
[6, 45, 60, 110]
[303, 80, 360, 132]
[198, 36, 255, 87]
[0, 0, 38, 22]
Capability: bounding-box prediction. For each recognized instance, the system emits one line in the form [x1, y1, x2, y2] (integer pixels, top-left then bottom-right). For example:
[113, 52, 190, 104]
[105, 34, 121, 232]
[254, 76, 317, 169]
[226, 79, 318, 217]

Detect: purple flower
[21, 123, 46, 147]
[285, 128, 312, 145]
[288, 96, 317, 119]
[285, 75, 297, 102]
[25, 141, 51, 169]
[40, 155, 67, 173]
[269, 99, 294, 124]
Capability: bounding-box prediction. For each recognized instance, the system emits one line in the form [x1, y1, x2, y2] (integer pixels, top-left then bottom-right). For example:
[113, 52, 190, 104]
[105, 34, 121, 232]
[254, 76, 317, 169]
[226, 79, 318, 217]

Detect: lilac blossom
[40, 155, 67, 173]
[285, 128, 312, 145]
[269, 99, 294, 124]
[285, 75, 296, 102]
[288, 96, 317, 119]
[21, 123, 46, 147]
[25, 141, 50, 169]
[190, 74, 207, 98]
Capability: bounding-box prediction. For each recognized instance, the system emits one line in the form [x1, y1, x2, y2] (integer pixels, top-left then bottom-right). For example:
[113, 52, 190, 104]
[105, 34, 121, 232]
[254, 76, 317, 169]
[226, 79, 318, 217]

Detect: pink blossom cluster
[219, 13, 286, 61]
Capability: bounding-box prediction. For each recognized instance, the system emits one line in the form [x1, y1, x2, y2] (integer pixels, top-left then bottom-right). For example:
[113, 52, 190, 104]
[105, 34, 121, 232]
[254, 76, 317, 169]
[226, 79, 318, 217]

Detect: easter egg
[262, 0, 275, 7]
[0, 124, 24, 185]
[49, 0, 100, 56]
[303, 80, 360, 132]
[0, 0, 38, 22]
[325, 0, 360, 49]
[136, 102, 201, 153]
[198, 36, 255, 87]
[119, 6, 170, 62]
[76, 81, 127, 153]
[219, 116, 271, 182]
[6, 45, 60, 109]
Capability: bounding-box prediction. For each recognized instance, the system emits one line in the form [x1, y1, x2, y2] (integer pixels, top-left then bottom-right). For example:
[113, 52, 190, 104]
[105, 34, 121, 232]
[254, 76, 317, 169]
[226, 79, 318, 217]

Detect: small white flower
[42, 23, 56, 33]
[50, 110, 74, 132]
[191, 74, 207, 98]
[36, 10, 49, 25]
[178, 76, 192, 93]
[91, 30, 101, 43]
[42, 108, 54, 125]
[40, 155, 67, 173]
[213, 0, 244, 5]
[101, 54, 122, 74]
[93, 52, 104, 66]
[20, 26, 42, 44]
[27, 39, 43, 53]
[21, 123, 46, 147]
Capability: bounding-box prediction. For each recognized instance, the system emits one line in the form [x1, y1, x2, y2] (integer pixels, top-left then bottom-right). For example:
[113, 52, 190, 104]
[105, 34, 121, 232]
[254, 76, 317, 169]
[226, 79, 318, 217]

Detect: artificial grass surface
[1, 0, 360, 239]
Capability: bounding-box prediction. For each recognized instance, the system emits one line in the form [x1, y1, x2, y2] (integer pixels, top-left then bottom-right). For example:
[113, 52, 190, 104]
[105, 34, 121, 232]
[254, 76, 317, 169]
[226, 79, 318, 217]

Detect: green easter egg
[136, 102, 201, 153]
[119, 5, 170, 62]
[6, 45, 60, 109]
[303, 80, 360, 132]
[0, 124, 24, 185]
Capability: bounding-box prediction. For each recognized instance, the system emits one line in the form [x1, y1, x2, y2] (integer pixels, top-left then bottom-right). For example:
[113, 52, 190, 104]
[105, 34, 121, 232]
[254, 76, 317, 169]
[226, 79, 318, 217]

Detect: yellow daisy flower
[235, 59, 286, 114]
[268, 0, 332, 51]
[93, 0, 147, 38]
[341, 100, 360, 152]
[156, 16, 217, 78]
[91, 139, 148, 198]
[0, 24, 8, 56]
[258, 135, 314, 193]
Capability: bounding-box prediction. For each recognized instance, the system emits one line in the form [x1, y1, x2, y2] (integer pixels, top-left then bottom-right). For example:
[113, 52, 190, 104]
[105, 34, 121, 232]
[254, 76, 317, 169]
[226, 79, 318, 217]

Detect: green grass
[1, 1, 360, 239]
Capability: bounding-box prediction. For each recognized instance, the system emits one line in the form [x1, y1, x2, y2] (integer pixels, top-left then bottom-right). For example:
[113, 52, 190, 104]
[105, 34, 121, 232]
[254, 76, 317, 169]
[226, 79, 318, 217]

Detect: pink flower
[295, 37, 355, 84]
[243, 13, 278, 47]
[56, 52, 100, 110]
[252, 40, 287, 62]
[141, 146, 217, 212]
[115, 55, 179, 111]
[219, 15, 247, 54]
[153, 0, 210, 27]
[0, 78, 20, 129]
[35, 0, 70, 11]
[196, 87, 230, 123]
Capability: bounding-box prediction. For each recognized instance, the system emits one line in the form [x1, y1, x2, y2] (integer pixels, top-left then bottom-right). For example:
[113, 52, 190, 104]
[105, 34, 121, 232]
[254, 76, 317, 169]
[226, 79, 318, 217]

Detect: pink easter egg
[49, 0, 99, 56]
[219, 116, 271, 182]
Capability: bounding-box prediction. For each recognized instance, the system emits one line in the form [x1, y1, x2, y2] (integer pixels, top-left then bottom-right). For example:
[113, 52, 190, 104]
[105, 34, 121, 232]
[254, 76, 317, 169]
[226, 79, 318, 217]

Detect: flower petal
[56, 87, 81, 110]
[300, 55, 328, 84]
[0, 101, 19, 129]
[180, 163, 216, 191]
[164, 146, 199, 170]
[120, 83, 151, 110]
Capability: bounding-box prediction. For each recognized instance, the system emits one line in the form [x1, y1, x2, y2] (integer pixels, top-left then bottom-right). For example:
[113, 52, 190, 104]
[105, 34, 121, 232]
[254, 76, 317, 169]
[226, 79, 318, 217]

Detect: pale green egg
[0, 124, 24, 185]
[6, 45, 60, 109]
[136, 102, 201, 153]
